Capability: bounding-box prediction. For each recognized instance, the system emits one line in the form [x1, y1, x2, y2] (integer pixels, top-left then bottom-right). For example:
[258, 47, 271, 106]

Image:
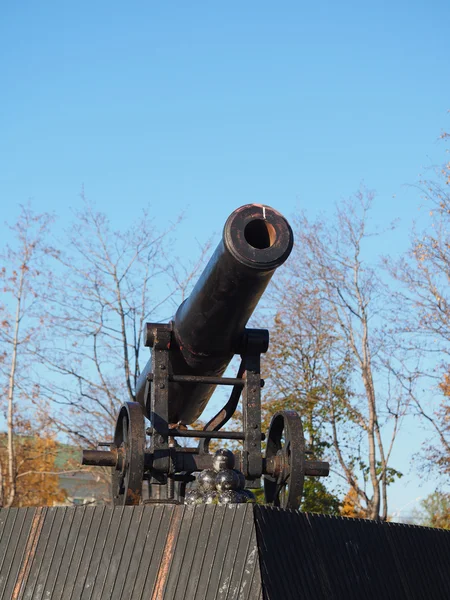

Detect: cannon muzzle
[136, 204, 293, 424]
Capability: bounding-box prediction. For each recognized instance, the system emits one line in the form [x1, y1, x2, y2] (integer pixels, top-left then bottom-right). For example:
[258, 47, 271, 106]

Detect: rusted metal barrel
[135, 204, 293, 424]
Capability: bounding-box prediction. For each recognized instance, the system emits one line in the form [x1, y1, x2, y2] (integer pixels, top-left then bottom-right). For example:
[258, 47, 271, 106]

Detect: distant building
[54, 443, 110, 506]
[57, 469, 110, 506]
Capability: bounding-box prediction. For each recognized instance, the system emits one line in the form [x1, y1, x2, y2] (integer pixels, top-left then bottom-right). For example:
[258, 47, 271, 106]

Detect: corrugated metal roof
[0, 504, 262, 600]
[2, 504, 449, 600]
[254, 506, 450, 600]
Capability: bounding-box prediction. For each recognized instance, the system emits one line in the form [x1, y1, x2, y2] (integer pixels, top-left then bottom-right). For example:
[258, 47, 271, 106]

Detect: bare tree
[388, 132, 450, 477]
[265, 191, 407, 519]
[38, 199, 209, 455]
[0, 206, 54, 507]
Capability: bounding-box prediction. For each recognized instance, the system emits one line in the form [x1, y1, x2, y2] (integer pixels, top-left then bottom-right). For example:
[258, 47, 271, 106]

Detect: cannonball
[216, 469, 240, 492]
[212, 448, 235, 472]
[184, 489, 203, 506]
[240, 489, 256, 502]
[233, 469, 246, 489]
[197, 469, 217, 492]
[219, 490, 246, 504]
[204, 490, 219, 504]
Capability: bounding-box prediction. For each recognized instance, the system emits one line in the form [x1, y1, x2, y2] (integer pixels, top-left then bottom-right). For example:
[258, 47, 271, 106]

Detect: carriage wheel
[263, 410, 305, 509]
[111, 402, 145, 506]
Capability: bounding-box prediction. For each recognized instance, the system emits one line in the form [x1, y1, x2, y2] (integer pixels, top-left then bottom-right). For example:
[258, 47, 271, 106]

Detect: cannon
[82, 204, 329, 508]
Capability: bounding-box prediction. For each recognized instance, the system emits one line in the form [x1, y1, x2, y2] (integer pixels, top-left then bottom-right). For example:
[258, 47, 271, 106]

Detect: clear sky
[1, 2, 449, 517]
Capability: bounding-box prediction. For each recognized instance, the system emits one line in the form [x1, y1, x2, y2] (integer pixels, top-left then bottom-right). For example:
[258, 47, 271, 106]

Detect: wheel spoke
[122, 416, 128, 446]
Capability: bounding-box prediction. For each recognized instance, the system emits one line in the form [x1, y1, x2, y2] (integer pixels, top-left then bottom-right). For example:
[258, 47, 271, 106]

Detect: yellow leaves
[439, 371, 450, 398]
[340, 487, 368, 518]
[0, 432, 67, 507]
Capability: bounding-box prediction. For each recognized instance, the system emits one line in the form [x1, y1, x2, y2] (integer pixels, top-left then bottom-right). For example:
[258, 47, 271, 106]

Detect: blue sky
[1, 2, 449, 516]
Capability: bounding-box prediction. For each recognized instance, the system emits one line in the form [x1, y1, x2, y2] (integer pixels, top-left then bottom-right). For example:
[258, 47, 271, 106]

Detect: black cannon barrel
[136, 204, 293, 425]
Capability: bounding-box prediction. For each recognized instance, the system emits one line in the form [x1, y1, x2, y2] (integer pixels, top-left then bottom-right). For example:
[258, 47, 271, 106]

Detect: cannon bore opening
[244, 219, 276, 249]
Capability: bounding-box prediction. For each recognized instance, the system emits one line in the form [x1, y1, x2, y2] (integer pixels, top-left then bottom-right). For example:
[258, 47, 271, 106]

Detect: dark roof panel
[0, 505, 261, 600]
[254, 506, 450, 600]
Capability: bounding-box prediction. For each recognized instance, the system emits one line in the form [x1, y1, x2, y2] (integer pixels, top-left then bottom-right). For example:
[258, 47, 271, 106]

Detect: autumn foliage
[0, 423, 66, 507]
[340, 488, 368, 519]
[434, 373, 450, 476]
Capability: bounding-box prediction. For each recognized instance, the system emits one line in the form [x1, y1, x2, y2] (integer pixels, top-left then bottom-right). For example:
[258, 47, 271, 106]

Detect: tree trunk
[5, 268, 24, 508]
[0, 462, 4, 507]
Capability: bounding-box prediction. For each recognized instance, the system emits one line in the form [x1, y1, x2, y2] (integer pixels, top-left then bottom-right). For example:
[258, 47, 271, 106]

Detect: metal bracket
[148, 323, 172, 475]
[242, 352, 263, 481]
[240, 329, 268, 483]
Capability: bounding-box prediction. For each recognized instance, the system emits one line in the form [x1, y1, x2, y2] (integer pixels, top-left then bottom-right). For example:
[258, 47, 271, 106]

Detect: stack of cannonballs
[184, 448, 256, 505]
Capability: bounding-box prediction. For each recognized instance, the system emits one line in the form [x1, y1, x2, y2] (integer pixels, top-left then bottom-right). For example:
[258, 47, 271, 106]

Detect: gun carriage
[83, 204, 329, 508]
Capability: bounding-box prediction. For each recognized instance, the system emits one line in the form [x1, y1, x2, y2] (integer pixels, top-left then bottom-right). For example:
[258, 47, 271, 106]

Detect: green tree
[253, 480, 340, 515]
[301, 479, 341, 515]
[414, 491, 450, 529]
